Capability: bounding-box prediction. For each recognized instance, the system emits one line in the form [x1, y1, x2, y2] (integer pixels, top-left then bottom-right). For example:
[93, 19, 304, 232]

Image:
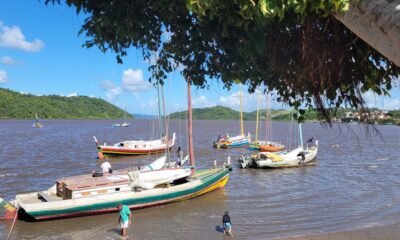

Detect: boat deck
[57, 168, 132, 193]
[58, 168, 220, 192]
[17, 168, 225, 205]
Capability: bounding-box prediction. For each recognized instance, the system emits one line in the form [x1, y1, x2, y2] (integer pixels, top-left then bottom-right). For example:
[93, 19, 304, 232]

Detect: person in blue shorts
[118, 204, 132, 237]
[222, 211, 232, 236]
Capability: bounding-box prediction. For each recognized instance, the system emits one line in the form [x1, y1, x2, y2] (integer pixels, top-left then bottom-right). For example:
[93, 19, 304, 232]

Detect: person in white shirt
[101, 160, 112, 174]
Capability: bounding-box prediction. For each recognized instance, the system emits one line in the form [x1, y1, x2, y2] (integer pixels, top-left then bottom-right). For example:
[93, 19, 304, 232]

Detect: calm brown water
[1, 119, 400, 240]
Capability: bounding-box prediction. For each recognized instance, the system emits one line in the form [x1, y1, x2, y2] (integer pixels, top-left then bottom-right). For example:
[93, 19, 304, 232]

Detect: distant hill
[169, 106, 400, 125]
[170, 106, 244, 120]
[0, 88, 132, 119]
[169, 105, 294, 120]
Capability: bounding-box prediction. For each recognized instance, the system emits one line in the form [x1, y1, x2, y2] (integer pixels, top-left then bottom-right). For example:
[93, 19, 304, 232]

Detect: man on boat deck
[100, 160, 112, 174]
[176, 147, 183, 166]
[118, 204, 132, 237]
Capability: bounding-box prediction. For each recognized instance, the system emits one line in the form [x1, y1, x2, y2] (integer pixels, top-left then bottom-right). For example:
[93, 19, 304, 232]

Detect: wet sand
[279, 222, 400, 240]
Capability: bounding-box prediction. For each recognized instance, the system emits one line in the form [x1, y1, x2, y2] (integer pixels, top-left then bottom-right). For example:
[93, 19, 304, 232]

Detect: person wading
[118, 204, 132, 237]
[222, 211, 232, 236]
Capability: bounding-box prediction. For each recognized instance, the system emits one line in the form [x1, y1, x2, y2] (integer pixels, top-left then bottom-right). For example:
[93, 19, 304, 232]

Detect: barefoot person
[118, 204, 132, 237]
[222, 211, 232, 236]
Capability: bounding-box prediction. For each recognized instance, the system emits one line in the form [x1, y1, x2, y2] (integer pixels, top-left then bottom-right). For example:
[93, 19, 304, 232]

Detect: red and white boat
[94, 133, 176, 157]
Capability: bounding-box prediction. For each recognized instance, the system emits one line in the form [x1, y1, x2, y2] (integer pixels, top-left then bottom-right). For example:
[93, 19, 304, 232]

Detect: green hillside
[169, 106, 241, 120]
[170, 106, 400, 125]
[169, 105, 294, 120]
[0, 88, 132, 119]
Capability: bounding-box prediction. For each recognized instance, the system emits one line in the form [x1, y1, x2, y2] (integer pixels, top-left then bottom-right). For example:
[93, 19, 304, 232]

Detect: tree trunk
[335, 0, 400, 67]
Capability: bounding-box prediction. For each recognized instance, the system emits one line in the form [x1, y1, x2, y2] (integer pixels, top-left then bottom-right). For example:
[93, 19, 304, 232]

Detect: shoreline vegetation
[169, 106, 400, 126]
[2, 87, 398, 126]
[0, 88, 132, 119]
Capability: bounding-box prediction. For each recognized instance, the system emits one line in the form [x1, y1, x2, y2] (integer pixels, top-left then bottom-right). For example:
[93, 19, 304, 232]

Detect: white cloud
[101, 80, 122, 100]
[217, 89, 285, 112]
[67, 92, 78, 97]
[192, 95, 216, 108]
[383, 99, 400, 110]
[363, 91, 400, 110]
[0, 70, 8, 83]
[121, 69, 151, 92]
[219, 92, 241, 109]
[0, 22, 44, 52]
[1, 56, 17, 65]
[146, 52, 159, 65]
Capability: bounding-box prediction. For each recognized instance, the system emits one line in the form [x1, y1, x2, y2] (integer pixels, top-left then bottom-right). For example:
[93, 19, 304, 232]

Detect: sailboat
[239, 114, 318, 169]
[112, 106, 130, 127]
[32, 113, 43, 128]
[253, 94, 285, 152]
[96, 84, 174, 157]
[94, 133, 176, 157]
[214, 86, 250, 148]
[0, 81, 231, 221]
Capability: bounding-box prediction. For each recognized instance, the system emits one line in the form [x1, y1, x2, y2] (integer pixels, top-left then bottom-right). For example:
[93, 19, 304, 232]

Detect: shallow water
[1, 119, 400, 239]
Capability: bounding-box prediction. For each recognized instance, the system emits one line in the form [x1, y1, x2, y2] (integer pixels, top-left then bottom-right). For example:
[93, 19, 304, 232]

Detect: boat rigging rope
[6, 206, 19, 240]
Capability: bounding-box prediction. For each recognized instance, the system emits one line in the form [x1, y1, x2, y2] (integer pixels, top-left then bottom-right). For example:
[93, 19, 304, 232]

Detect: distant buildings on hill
[340, 110, 394, 124]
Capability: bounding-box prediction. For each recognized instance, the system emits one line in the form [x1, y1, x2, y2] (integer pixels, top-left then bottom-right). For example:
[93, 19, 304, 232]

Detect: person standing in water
[118, 204, 132, 237]
[222, 211, 232, 236]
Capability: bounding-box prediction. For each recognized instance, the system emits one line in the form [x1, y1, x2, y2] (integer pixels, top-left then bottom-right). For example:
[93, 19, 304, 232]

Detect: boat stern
[0, 197, 18, 220]
[93, 136, 105, 159]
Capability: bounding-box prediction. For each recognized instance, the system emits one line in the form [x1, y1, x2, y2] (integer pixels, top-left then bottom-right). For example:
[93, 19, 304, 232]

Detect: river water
[1, 119, 400, 240]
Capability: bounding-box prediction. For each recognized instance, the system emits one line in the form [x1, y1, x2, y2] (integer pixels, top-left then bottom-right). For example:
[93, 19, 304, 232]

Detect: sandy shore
[278, 222, 400, 240]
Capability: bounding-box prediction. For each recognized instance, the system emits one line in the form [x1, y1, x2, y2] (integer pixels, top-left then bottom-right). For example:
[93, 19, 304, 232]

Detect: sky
[0, 0, 399, 115]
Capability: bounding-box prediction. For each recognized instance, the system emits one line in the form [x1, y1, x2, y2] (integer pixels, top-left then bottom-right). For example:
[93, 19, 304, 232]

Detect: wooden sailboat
[248, 93, 262, 150]
[32, 113, 43, 128]
[257, 94, 285, 152]
[249, 93, 284, 151]
[94, 133, 176, 157]
[96, 84, 174, 157]
[0, 82, 231, 221]
[214, 86, 250, 148]
[239, 116, 318, 169]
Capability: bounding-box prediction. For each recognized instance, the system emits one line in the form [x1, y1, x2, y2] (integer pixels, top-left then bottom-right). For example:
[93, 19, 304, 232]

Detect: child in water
[222, 211, 232, 236]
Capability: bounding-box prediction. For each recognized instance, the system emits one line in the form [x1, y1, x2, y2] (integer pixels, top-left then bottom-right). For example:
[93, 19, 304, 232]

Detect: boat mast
[161, 83, 170, 163]
[265, 94, 268, 141]
[239, 84, 244, 136]
[298, 123, 304, 149]
[187, 81, 195, 173]
[124, 105, 127, 123]
[298, 112, 304, 149]
[255, 93, 260, 143]
[156, 81, 164, 138]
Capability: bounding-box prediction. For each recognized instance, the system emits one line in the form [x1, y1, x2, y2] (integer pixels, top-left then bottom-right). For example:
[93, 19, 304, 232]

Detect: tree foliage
[0, 88, 131, 119]
[45, 0, 400, 123]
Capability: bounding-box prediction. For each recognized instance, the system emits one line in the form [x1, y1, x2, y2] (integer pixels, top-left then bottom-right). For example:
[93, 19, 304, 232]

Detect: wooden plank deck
[57, 168, 132, 192]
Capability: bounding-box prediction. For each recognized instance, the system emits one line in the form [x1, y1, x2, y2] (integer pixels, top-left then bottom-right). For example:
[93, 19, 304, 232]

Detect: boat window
[115, 188, 120, 191]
